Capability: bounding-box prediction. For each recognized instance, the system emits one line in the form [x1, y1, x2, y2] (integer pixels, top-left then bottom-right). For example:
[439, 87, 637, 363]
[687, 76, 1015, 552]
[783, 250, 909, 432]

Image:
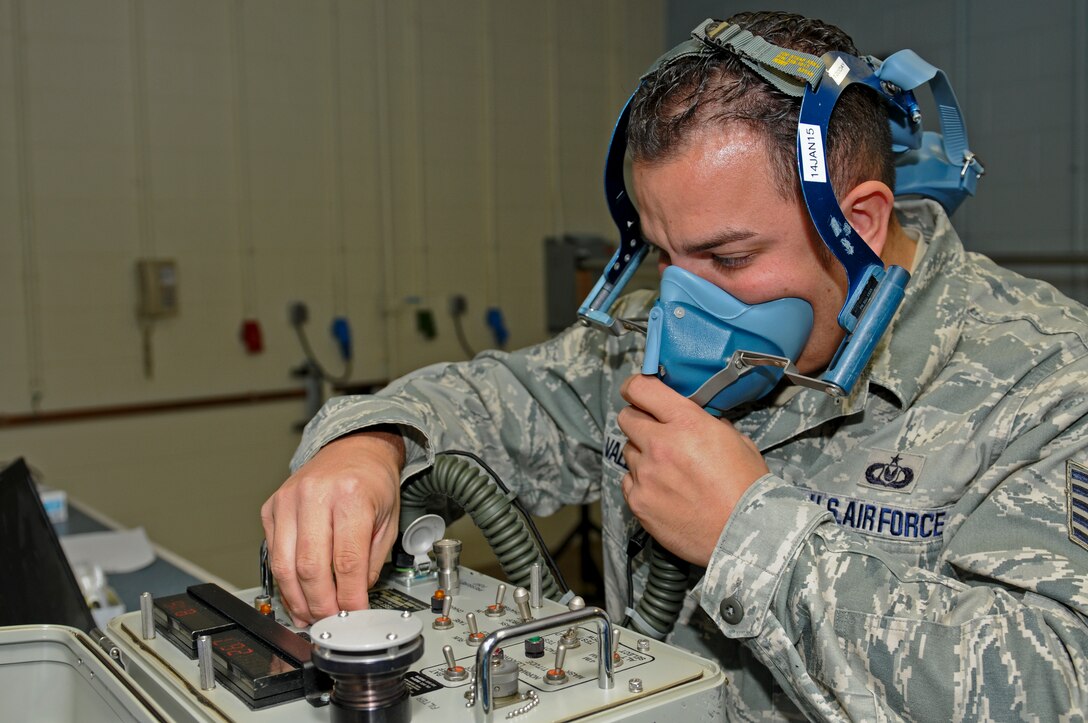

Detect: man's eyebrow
[676, 229, 758, 254]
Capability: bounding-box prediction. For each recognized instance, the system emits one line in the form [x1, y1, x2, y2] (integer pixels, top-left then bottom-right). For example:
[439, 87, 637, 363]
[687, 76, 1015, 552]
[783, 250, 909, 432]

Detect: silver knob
[513, 587, 532, 622]
[434, 538, 462, 595]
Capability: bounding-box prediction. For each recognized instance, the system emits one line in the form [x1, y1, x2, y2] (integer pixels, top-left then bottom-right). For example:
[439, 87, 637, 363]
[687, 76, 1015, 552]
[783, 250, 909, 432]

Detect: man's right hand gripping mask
[577, 17, 983, 416]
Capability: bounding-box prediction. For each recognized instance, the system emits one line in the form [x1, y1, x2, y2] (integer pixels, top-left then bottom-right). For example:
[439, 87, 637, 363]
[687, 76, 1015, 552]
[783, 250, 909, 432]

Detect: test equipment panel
[1, 557, 725, 722]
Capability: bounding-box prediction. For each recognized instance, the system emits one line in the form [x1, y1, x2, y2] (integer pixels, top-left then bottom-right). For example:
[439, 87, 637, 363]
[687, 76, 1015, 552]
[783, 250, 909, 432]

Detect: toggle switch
[433, 595, 453, 630]
[465, 612, 486, 647]
[560, 596, 586, 649]
[485, 583, 507, 617]
[544, 643, 569, 685]
[442, 644, 468, 682]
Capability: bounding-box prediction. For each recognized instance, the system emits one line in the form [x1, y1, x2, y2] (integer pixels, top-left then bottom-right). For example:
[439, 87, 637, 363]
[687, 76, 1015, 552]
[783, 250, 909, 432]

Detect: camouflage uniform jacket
[293, 201, 1088, 720]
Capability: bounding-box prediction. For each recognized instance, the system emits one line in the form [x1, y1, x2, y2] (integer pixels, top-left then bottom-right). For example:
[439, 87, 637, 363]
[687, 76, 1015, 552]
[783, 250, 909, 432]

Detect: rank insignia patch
[1068, 460, 1088, 552]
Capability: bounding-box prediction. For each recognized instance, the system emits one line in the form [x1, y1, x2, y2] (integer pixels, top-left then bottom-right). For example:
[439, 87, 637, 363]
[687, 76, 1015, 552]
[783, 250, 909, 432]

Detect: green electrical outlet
[416, 308, 436, 340]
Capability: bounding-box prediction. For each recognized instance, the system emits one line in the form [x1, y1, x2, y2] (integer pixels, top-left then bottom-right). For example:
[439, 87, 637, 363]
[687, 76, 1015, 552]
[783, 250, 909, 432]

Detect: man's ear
[840, 180, 895, 257]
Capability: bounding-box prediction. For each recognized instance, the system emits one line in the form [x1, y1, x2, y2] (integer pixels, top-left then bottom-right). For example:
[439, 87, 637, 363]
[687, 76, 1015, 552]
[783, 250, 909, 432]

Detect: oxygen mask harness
[578, 18, 983, 416]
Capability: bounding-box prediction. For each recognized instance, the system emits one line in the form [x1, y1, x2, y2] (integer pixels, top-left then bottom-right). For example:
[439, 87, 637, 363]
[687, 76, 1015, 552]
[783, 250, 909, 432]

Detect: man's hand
[618, 374, 768, 566]
[261, 429, 405, 626]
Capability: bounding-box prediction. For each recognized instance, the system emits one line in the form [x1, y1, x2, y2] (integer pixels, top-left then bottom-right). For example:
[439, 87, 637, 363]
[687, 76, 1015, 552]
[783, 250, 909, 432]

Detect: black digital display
[153, 592, 235, 657]
[210, 629, 303, 708]
[187, 583, 311, 664]
[183, 583, 314, 708]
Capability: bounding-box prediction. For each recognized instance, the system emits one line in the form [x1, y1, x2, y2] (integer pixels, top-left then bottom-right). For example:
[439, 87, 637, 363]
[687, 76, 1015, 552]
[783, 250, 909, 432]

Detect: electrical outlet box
[136, 259, 178, 319]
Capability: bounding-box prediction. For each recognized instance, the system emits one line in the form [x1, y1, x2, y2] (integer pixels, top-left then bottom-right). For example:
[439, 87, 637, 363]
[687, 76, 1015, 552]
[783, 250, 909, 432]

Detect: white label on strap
[798, 124, 827, 183]
[829, 57, 850, 85]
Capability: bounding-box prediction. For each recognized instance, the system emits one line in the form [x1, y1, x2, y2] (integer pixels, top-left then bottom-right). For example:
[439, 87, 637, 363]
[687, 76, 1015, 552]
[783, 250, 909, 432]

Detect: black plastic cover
[0, 458, 96, 633]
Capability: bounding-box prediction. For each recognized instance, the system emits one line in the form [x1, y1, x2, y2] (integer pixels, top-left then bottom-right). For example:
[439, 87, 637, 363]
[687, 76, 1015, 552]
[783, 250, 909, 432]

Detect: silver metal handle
[472, 606, 614, 722]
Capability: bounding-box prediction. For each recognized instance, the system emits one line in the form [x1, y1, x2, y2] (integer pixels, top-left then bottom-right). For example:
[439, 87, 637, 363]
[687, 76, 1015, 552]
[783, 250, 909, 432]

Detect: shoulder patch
[1068, 460, 1088, 552]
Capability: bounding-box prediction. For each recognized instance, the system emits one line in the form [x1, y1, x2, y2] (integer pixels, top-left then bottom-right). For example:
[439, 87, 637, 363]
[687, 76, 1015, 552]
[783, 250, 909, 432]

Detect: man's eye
[711, 254, 754, 269]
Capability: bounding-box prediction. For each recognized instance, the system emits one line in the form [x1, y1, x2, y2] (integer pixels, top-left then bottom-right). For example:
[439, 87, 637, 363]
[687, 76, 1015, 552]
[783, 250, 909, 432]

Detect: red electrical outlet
[241, 319, 264, 354]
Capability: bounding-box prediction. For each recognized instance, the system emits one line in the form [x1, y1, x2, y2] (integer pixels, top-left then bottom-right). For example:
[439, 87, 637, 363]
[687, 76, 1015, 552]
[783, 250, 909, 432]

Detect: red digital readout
[163, 599, 198, 617]
[214, 637, 254, 657]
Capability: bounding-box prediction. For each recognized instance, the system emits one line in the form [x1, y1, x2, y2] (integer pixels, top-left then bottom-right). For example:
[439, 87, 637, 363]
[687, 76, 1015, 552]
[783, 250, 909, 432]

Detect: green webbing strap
[691, 19, 825, 97]
[639, 19, 827, 98]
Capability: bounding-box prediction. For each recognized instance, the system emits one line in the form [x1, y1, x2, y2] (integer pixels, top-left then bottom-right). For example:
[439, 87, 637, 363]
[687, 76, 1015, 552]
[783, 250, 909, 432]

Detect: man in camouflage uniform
[263, 11, 1088, 720]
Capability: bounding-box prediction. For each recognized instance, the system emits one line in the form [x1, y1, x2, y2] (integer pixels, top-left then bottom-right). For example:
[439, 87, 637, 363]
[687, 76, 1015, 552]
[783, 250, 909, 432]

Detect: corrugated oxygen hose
[403, 453, 689, 636]
[400, 454, 563, 601]
[633, 544, 689, 638]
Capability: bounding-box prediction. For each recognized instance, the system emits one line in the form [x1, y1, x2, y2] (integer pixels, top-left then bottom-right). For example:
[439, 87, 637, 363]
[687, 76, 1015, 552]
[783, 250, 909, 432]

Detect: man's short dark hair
[628, 11, 895, 199]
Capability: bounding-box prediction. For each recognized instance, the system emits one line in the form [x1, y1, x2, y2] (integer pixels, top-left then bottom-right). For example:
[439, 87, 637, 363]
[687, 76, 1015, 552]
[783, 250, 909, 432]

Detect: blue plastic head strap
[877, 50, 984, 213]
[577, 35, 721, 333]
[577, 96, 649, 335]
[578, 33, 730, 333]
[792, 47, 981, 392]
[794, 51, 911, 392]
[797, 53, 887, 325]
